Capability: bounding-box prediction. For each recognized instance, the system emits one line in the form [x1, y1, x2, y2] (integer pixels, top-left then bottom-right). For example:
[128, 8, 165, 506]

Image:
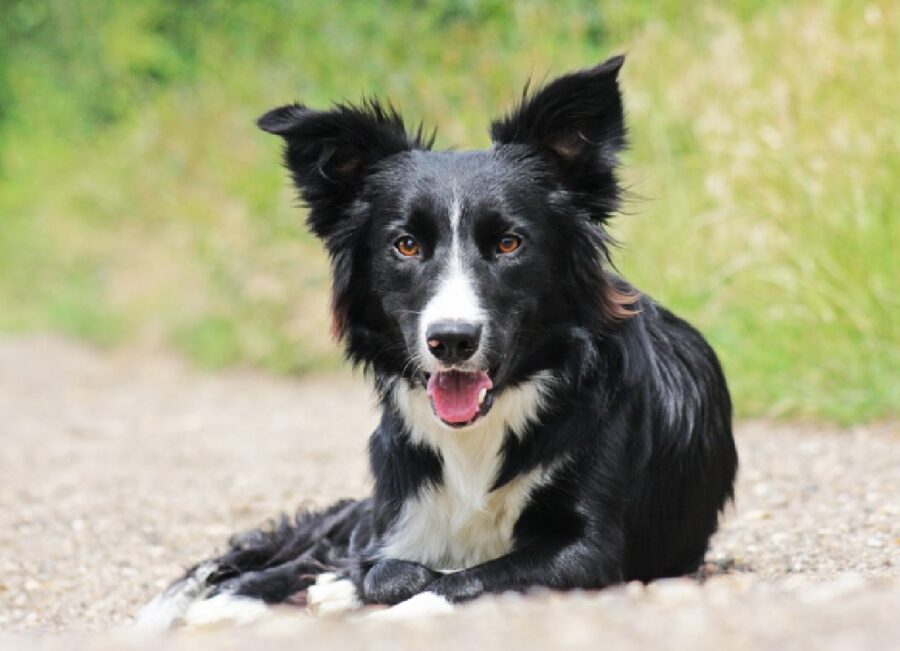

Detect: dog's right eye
[496, 233, 522, 255]
[394, 236, 420, 257]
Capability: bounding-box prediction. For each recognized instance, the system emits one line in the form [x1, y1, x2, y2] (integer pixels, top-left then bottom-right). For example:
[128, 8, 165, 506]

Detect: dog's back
[618, 296, 736, 581]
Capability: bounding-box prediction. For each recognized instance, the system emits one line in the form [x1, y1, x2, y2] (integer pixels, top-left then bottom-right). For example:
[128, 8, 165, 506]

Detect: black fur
[151, 56, 737, 613]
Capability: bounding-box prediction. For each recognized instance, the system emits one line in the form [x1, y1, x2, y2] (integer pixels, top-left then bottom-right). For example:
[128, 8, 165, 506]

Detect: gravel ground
[0, 335, 897, 649]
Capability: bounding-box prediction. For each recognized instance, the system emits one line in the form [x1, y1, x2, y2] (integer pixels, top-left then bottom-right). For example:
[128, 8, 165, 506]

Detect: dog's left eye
[496, 234, 522, 255]
[394, 236, 420, 257]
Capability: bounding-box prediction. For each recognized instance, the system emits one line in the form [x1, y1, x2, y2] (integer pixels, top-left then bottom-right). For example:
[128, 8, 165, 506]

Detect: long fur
[138, 55, 737, 628]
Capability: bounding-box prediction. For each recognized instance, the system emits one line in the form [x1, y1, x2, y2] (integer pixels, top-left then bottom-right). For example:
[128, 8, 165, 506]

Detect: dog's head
[260, 56, 634, 428]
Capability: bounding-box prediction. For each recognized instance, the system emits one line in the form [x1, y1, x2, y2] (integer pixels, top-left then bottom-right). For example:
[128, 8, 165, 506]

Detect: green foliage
[0, 0, 896, 423]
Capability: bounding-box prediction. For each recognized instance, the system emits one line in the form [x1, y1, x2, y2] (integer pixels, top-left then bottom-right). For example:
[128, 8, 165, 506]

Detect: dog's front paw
[428, 573, 485, 603]
[134, 562, 220, 632]
[366, 591, 454, 621]
[183, 593, 271, 629]
[363, 559, 441, 605]
[306, 572, 363, 616]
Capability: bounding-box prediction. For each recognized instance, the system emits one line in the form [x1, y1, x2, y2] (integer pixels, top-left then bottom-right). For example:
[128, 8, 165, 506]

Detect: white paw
[306, 572, 363, 616]
[367, 591, 454, 620]
[134, 562, 218, 632]
[183, 593, 271, 628]
[134, 591, 189, 633]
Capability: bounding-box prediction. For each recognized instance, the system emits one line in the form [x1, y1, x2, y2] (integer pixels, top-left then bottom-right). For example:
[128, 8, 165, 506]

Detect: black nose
[426, 321, 483, 364]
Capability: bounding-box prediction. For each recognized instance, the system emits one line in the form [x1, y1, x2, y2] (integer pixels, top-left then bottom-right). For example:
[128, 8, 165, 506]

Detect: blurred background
[0, 0, 896, 424]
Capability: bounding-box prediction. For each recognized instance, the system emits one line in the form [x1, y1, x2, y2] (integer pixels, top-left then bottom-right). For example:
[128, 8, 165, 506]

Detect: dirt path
[1, 336, 897, 649]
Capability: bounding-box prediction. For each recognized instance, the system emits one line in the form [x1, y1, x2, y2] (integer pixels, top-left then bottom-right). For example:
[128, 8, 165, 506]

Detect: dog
[137, 55, 737, 629]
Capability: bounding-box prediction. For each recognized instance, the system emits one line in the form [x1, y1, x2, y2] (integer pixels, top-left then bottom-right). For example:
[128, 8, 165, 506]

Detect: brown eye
[395, 236, 420, 257]
[496, 234, 522, 255]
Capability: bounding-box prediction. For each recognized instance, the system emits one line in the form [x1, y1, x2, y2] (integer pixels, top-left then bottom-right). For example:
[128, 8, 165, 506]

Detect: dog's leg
[206, 555, 328, 603]
[135, 561, 295, 631]
[136, 499, 371, 630]
[182, 592, 272, 628]
[366, 590, 455, 620]
[362, 558, 442, 605]
[423, 535, 623, 604]
[305, 558, 439, 615]
[134, 562, 220, 631]
[135, 557, 327, 630]
[306, 572, 363, 615]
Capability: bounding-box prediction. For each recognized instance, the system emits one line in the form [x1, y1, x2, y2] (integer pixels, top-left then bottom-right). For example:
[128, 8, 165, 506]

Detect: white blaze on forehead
[419, 196, 484, 357]
[422, 266, 483, 325]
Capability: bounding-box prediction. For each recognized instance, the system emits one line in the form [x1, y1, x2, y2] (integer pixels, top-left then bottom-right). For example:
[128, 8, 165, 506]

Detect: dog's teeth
[478, 388, 487, 405]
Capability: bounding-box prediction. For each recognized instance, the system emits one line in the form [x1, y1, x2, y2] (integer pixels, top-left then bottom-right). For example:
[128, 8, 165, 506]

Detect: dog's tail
[135, 498, 370, 630]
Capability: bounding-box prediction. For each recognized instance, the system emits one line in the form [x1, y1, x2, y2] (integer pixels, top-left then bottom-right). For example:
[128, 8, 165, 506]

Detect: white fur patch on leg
[367, 591, 454, 620]
[182, 593, 271, 628]
[306, 572, 363, 616]
[134, 562, 217, 632]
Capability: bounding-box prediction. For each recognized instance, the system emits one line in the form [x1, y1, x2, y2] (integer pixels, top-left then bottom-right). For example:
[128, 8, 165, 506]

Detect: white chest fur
[383, 374, 557, 570]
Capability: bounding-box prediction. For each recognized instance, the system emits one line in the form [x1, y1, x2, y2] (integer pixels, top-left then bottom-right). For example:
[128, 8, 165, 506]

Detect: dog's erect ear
[490, 56, 626, 190]
[258, 100, 431, 240]
[493, 56, 638, 322]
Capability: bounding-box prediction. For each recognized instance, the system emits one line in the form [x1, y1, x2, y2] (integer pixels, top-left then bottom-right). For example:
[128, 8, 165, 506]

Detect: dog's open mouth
[426, 370, 494, 428]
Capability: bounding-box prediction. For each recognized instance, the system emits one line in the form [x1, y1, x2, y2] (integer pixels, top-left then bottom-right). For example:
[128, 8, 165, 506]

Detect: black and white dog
[138, 56, 737, 628]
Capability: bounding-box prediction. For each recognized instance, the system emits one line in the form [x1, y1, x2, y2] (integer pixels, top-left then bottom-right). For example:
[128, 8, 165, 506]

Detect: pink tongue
[426, 371, 493, 424]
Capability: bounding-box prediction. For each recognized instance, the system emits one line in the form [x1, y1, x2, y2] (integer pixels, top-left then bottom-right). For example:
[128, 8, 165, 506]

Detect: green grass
[0, 1, 897, 423]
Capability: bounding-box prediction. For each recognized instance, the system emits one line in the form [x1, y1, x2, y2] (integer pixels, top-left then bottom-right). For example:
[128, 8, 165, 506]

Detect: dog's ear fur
[258, 100, 431, 342]
[492, 56, 637, 322]
[490, 55, 626, 196]
[258, 100, 431, 240]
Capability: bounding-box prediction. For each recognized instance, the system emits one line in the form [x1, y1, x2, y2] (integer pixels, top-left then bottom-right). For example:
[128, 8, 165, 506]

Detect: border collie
[138, 55, 737, 629]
